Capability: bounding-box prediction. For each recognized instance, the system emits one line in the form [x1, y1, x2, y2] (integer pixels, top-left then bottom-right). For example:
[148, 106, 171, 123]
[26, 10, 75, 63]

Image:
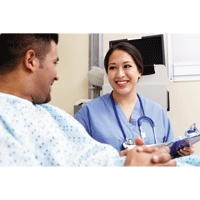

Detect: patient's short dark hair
[0, 34, 59, 74]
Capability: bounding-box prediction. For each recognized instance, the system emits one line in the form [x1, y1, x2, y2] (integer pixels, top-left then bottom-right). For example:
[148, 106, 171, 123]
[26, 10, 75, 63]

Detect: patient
[0, 33, 178, 166]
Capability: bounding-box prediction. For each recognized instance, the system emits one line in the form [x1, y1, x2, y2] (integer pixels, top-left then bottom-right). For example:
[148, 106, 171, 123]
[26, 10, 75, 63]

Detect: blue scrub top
[74, 93, 174, 153]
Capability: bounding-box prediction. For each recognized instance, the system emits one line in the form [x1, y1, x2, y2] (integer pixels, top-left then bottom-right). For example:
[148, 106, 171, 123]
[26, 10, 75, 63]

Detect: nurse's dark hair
[0, 33, 59, 75]
[104, 42, 143, 74]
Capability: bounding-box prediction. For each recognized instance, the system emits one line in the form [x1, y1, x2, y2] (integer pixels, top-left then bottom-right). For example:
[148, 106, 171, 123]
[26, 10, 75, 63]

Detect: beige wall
[50, 33, 200, 154]
[49, 34, 89, 116]
[167, 81, 200, 154]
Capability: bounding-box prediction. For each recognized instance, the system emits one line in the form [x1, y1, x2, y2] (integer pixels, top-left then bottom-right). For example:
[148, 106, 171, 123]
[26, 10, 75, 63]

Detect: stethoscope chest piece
[123, 138, 135, 149]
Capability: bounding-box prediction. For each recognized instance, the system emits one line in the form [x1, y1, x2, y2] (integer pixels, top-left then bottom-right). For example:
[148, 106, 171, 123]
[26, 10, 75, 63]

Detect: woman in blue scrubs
[75, 42, 194, 156]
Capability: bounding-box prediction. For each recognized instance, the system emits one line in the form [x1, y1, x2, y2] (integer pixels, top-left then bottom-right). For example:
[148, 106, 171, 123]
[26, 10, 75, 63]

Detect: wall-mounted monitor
[109, 34, 165, 76]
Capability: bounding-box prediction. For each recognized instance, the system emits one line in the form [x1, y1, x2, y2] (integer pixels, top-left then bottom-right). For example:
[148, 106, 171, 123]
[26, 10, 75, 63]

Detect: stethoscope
[110, 91, 157, 149]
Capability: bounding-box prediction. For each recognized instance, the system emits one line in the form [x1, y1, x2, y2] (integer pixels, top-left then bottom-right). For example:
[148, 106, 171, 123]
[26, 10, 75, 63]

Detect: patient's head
[0, 34, 59, 75]
[0, 34, 59, 104]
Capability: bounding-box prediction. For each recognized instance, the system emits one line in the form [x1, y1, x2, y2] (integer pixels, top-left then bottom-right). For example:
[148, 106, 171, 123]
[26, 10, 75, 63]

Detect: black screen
[109, 34, 165, 67]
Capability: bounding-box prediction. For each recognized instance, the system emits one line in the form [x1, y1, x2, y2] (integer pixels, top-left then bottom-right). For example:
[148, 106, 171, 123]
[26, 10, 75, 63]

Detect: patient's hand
[124, 146, 176, 166]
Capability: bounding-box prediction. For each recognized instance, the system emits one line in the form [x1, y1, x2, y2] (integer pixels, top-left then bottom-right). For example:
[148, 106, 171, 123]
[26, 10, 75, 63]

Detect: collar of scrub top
[110, 91, 157, 145]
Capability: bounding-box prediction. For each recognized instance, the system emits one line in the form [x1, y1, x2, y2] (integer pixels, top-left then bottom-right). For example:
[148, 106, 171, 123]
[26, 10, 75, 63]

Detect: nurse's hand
[119, 137, 156, 157]
[135, 137, 146, 146]
[124, 146, 176, 167]
[119, 145, 158, 157]
[120, 137, 176, 166]
[178, 145, 194, 157]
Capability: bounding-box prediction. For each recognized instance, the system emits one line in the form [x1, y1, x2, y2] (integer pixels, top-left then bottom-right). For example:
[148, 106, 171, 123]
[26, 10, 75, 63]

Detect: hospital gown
[0, 93, 126, 166]
[175, 155, 200, 167]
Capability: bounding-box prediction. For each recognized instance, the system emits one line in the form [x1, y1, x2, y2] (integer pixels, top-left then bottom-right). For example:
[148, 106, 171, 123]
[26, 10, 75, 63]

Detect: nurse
[75, 42, 194, 156]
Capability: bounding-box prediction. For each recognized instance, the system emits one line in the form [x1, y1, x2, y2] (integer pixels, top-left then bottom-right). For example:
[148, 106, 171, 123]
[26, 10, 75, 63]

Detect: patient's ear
[23, 49, 38, 72]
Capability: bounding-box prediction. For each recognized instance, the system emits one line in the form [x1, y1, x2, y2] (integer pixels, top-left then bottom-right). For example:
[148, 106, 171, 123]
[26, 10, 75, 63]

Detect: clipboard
[146, 134, 200, 159]
[147, 123, 200, 158]
[166, 134, 200, 158]
[123, 124, 200, 159]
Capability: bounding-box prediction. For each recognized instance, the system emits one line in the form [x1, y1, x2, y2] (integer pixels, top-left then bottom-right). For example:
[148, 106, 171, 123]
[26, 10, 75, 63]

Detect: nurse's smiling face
[108, 50, 141, 97]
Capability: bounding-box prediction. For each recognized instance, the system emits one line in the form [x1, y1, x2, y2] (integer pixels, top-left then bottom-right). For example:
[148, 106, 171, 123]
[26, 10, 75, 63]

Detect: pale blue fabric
[75, 93, 174, 153]
[0, 93, 126, 166]
[175, 155, 200, 167]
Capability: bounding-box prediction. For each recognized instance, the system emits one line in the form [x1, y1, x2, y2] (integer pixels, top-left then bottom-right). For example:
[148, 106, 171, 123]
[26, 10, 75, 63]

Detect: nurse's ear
[137, 72, 142, 82]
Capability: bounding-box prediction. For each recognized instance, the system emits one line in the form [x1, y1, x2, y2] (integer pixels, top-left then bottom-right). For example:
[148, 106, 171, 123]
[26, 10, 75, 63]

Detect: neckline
[0, 92, 33, 106]
[110, 92, 140, 124]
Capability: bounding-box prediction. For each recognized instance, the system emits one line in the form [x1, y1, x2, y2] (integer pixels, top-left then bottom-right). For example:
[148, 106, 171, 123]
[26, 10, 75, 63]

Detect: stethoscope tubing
[110, 91, 157, 144]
